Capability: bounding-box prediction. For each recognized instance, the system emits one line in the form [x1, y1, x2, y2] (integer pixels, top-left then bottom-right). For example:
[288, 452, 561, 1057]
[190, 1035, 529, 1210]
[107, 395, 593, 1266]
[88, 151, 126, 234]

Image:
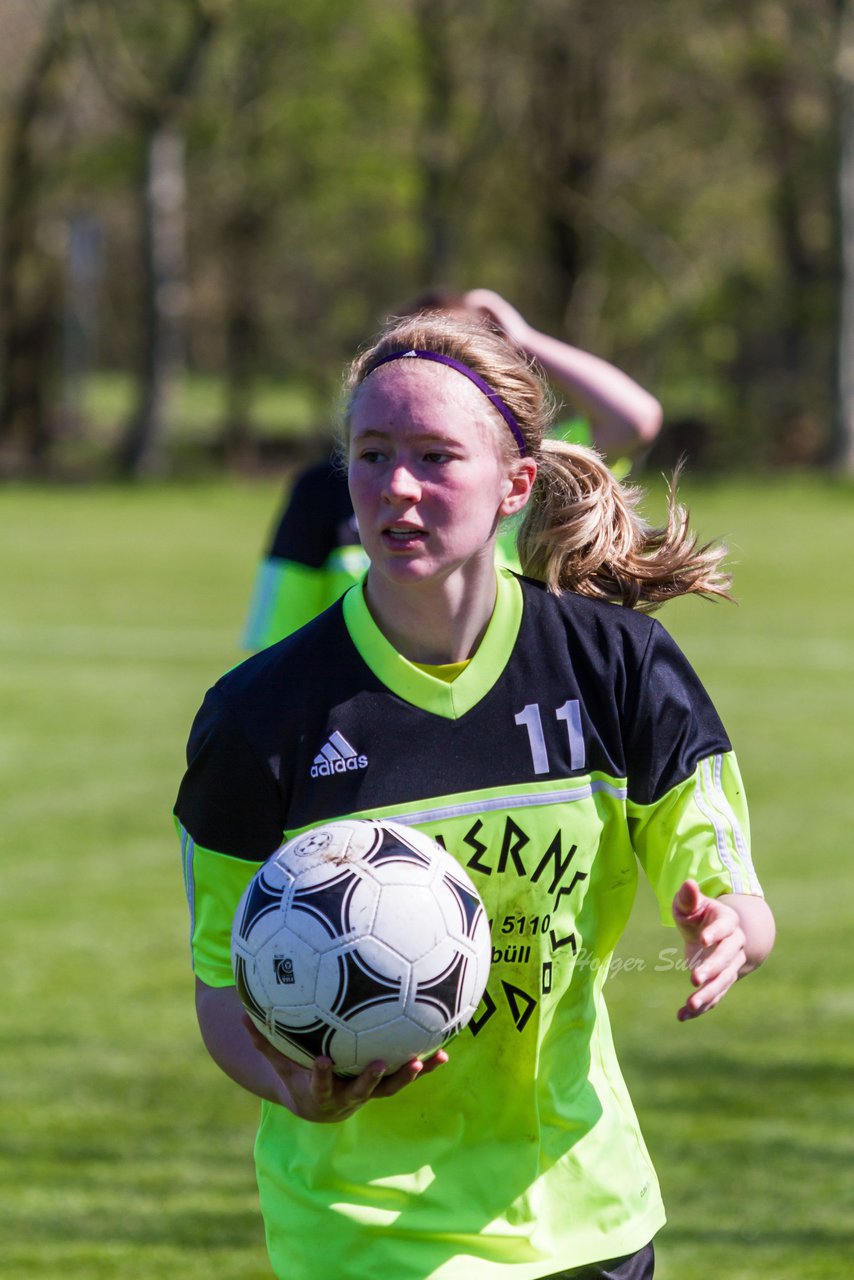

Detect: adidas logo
[310, 730, 369, 779]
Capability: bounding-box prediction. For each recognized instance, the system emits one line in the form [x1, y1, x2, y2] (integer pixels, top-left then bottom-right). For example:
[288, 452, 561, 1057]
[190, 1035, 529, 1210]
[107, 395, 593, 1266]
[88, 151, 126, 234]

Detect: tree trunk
[528, 0, 610, 331]
[0, 1, 68, 469]
[221, 203, 264, 466]
[112, 4, 216, 477]
[414, 0, 457, 287]
[835, 1, 854, 471]
[118, 125, 187, 476]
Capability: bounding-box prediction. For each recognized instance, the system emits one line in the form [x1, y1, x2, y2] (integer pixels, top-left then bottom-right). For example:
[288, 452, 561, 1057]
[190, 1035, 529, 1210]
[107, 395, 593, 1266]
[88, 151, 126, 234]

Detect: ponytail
[517, 440, 732, 612]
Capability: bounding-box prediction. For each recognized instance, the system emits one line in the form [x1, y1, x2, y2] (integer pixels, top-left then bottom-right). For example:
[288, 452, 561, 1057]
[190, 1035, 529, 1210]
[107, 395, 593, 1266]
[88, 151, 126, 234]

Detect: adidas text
[311, 730, 369, 778]
[311, 754, 369, 778]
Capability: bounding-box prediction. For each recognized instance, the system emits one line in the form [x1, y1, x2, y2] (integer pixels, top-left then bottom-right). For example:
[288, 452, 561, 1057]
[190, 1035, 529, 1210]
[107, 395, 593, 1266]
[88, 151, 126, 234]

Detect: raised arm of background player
[461, 289, 662, 457]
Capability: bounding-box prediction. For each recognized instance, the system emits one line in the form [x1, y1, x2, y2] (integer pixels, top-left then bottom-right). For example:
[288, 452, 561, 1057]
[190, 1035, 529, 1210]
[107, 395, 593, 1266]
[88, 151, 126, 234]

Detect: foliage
[1, 476, 852, 1276]
[0, 0, 845, 472]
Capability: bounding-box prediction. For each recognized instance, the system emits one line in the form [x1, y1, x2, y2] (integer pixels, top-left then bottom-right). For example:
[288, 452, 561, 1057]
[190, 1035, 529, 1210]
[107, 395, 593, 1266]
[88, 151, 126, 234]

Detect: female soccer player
[175, 311, 774, 1280]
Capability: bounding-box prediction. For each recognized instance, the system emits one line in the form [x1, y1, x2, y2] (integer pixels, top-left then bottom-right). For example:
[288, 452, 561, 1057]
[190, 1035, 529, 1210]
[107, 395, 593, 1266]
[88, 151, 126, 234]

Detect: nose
[383, 464, 421, 505]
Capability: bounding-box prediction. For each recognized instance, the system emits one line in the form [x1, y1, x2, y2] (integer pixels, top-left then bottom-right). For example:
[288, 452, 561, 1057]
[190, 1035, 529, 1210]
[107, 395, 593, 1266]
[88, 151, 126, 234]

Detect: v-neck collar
[342, 568, 523, 719]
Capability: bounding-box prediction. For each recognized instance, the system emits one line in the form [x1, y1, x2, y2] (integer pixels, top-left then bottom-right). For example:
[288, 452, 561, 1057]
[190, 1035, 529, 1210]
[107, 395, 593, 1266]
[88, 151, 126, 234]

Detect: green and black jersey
[177, 568, 760, 1280]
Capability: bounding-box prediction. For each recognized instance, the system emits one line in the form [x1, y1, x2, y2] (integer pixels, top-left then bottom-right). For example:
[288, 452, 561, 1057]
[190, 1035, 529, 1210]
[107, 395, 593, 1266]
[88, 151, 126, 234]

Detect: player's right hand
[243, 1015, 448, 1122]
[461, 289, 529, 344]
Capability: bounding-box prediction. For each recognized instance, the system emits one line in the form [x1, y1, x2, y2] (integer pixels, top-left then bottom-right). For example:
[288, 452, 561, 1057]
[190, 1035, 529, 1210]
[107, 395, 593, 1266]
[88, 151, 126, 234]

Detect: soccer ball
[231, 818, 492, 1076]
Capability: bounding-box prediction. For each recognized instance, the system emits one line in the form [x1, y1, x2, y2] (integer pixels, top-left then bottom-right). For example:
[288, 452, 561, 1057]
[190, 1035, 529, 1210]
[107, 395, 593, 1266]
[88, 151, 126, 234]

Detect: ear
[499, 458, 537, 517]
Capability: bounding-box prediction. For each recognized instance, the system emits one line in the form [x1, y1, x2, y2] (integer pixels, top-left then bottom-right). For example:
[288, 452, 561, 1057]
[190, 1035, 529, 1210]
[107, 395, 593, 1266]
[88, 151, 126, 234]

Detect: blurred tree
[835, 0, 854, 472]
[411, 0, 528, 293]
[525, 0, 616, 330]
[76, 0, 219, 475]
[0, 0, 72, 468]
[189, 0, 418, 458]
[413, 0, 458, 286]
[560, 0, 837, 467]
[0, 0, 843, 475]
[190, 0, 380, 456]
[732, 1, 836, 463]
[196, 3, 283, 464]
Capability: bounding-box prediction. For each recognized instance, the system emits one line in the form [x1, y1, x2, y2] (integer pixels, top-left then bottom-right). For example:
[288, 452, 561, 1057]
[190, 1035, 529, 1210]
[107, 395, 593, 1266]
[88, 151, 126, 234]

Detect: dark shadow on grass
[4, 1205, 265, 1249]
[665, 1226, 854, 1248]
[624, 1045, 854, 1108]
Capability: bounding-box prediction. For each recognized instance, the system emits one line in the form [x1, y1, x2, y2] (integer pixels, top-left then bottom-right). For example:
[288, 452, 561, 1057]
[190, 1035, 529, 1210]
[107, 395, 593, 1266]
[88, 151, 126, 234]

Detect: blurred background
[1, 0, 852, 479]
[3, 4, 854, 1279]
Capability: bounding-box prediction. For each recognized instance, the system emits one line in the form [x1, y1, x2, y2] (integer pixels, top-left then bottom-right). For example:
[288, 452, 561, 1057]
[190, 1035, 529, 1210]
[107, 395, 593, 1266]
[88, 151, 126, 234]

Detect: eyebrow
[350, 427, 463, 445]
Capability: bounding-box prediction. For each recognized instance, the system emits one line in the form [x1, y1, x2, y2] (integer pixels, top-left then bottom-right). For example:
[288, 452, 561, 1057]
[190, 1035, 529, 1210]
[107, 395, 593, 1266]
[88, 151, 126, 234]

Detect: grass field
[2, 472, 853, 1278]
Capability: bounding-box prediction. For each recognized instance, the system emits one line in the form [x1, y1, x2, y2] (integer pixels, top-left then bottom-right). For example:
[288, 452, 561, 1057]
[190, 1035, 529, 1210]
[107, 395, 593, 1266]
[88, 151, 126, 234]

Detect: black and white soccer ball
[231, 818, 492, 1076]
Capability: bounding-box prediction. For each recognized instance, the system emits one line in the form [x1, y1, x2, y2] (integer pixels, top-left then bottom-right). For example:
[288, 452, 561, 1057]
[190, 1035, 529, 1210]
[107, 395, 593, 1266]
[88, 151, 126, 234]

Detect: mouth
[381, 524, 427, 547]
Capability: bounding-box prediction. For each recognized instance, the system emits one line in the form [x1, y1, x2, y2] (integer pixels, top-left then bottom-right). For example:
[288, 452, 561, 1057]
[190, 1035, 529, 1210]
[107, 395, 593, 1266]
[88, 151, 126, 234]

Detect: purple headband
[366, 349, 527, 457]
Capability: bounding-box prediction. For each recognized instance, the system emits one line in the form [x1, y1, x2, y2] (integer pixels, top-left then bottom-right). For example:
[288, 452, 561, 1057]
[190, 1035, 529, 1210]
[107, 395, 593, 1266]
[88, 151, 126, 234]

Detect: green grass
[1, 473, 852, 1277]
[609, 475, 854, 1278]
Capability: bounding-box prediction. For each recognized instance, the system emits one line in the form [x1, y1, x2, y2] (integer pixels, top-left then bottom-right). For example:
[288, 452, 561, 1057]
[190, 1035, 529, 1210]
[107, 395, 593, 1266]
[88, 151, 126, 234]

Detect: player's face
[348, 361, 531, 591]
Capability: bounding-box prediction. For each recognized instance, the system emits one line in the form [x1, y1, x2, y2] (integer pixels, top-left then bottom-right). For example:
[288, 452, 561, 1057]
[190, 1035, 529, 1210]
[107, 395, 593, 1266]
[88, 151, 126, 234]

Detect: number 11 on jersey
[514, 701, 585, 775]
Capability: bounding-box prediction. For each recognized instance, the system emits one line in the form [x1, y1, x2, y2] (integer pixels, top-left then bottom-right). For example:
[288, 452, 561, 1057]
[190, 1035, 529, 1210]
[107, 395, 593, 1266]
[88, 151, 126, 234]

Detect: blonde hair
[346, 311, 553, 456]
[518, 442, 731, 611]
[345, 313, 731, 611]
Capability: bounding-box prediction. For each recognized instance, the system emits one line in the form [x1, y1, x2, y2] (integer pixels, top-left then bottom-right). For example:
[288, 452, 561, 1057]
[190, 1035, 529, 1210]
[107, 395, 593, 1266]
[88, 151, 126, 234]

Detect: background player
[241, 288, 663, 649]
[176, 309, 774, 1280]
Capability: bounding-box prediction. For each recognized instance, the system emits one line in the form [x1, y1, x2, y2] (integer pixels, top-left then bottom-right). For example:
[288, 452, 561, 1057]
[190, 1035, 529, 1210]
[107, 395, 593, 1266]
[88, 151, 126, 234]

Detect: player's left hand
[672, 880, 747, 1022]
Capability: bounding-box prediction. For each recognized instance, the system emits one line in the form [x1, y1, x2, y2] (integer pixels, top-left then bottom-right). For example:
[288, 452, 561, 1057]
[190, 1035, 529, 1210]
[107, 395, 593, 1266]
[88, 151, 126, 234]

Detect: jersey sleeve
[627, 751, 762, 925]
[174, 685, 285, 984]
[242, 461, 366, 649]
[177, 821, 264, 985]
[624, 621, 762, 923]
[242, 556, 327, 650]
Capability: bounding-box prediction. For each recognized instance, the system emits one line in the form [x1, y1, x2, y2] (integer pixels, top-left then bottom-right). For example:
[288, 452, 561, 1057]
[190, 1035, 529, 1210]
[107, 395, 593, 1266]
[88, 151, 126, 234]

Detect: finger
[689, 934, 745, 988]
[678, 995, 716, 1022]
[679, 959, 743, 1020]
[341, 1060, 389, 1104]
[374, 1050, 452, 1097]
[372, 1058, 427, 1098]
[672, 880, 706, 931]
[678, 979, 733, 1021]
[416, 1049, 449, 1075]
[310, 1057, 337, 1104]
[697, 914, 741, 950]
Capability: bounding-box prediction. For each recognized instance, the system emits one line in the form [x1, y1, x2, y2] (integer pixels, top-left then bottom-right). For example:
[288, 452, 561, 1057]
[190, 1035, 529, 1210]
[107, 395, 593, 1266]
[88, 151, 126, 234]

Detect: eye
[358, 447, 387, 463]
[423, 450, 453, 464]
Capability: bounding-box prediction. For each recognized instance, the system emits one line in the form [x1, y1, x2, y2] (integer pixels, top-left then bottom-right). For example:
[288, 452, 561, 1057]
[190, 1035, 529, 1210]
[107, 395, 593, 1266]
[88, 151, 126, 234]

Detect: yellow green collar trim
[412, 658, 470, 682]
[342, 567, 523, 719]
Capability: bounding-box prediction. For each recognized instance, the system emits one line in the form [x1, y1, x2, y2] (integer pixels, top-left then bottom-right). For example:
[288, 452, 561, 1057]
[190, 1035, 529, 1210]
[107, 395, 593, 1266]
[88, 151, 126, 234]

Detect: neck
[363, 560, 498, 664]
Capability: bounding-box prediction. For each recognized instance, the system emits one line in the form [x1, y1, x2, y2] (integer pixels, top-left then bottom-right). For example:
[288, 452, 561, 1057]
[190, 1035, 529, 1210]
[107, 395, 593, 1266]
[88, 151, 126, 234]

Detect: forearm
[519, 328, 663, 452]
[195, 978, 291, 1107]
[460, 288, 661, 452]
[717, 893, 776, 975]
